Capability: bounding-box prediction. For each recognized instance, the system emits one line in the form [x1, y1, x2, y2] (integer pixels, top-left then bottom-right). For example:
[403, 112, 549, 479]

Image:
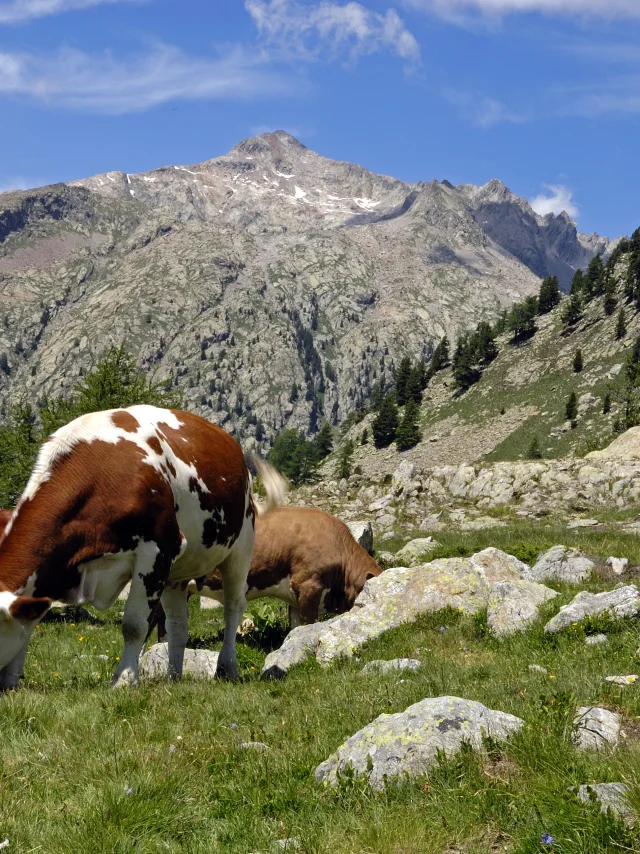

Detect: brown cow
[0, 510, 11, 540]
[191, 505, 382, 626]
[0, 405, 265, 689]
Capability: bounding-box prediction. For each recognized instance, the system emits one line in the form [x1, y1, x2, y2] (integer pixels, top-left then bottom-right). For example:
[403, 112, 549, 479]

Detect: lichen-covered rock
[545, 586, 640, 633]
[139, 643, 219, 681]
[314, 696, 524, 789]
[345, 520, 374, 555]
[487, 580, 558, 637]
[469, 547, 530, 581]
[529, 546, 595, 584]
[577, 783, 636, 824]
[587, 426, 640, 461]
[574, 706, 621, 750]
[376, 551, 397, 569]
[262, 622, 326, 679]
[360, 658, 421, 675]
[395, 538, 440, 565]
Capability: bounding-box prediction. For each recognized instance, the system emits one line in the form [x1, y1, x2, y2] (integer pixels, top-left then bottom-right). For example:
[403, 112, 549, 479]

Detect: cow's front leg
[113, 543, 171, 688]
[160, 585, 189, 680]
[0, 641, 30, 691]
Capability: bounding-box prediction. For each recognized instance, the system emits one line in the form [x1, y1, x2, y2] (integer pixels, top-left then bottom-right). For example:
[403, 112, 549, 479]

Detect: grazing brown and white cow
[191, 505, 382, 626]
[0, 405, 257, 689]
[0, 510, 11, 539]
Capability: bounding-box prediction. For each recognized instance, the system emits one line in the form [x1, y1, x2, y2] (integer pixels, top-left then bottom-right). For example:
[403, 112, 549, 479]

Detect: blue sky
[1, 0, 640, 238]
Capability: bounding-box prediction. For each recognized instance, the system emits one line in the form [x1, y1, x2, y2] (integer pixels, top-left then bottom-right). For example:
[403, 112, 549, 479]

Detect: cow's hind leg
[112, 542, 172, 688]
[160, 585, 189, 680]
[216, 525, 253, 680]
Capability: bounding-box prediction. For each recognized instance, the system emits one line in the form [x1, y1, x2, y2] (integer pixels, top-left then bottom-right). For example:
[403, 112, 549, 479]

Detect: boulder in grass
[315, 696, 524, 790]
[529, 546, 595, 584]
[345, 521, 374, 556]
[487, 580, 558, 638]
[573, 706, 621, 751]
[139, 643, 219, 681]
[545, 586, 640, 633]
[577, 783, 636, 825]
[360, 658, 421, 675]
[395, 538, 441, 565]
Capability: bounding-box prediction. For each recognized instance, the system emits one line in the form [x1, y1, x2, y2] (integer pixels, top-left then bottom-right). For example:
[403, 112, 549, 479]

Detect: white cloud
[530, 183, 579, 218]
[0, 43, 299, 114]
[0, 0, 140, 24]
[246, 0, 420, 65]
[444, 88, 528, 126]
[405, 0, 640, 19]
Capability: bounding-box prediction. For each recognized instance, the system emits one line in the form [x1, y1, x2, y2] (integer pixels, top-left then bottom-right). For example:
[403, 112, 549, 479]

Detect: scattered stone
[577, 783, 636, 825]
[276, 839, 301, 851]
[262, 622, 327, 679]
[605, 675, 639, 686]
[567, 518, 599, 529]
[585, 634, 608, 646]
[139, 643, 219, 681]
[377, 513, 395, 529]
[574, 706, 622, 750]
[395, 537, 441, 565]
[200, 597, 222, 610]
[487, 580, 558, 637]
[314, 696, 524, 790]
[392, 460, 420, 496]
[345, 521, 374, 555]
[607, 556, 629, 576]
[545, 586, 640, 633]
[381, 531, 395, 541]
[529, 546, 595, 584]
[239, 741, 270, 751]
[528, 664, 548, 675]
[368, 495, 393, 512]
[360, 658, 421, 675]
[238, 618, 257, 636]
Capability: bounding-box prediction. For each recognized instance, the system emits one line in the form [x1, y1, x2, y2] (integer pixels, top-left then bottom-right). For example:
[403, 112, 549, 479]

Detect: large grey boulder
[469, 547, 530, 579]
[545, 585, 640, 633]
[529, 546, 595, 584]
[395, 537, 440, 565]
[587, 426, 640, 461]
[139, 643, 219, 681]
[392, 460, 420, 496]
[486, 580, 558, 637]
[577, 783, 636, 824]
[262, 551, 554, 676]
[573, 706, 621, 751]
[314, 696, 524, 790]
[345, 521, 374, 556]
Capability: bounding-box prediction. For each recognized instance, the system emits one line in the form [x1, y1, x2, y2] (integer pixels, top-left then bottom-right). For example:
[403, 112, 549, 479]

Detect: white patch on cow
[247, 575, 297, 607]
[0, 590, 17, 616]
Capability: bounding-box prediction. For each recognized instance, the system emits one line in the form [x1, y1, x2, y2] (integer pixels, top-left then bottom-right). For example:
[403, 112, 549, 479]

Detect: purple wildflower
[541, 833, 554, 846]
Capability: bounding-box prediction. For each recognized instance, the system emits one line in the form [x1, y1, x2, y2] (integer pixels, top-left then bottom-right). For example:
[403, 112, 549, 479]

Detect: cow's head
[0, 595, 51, 669]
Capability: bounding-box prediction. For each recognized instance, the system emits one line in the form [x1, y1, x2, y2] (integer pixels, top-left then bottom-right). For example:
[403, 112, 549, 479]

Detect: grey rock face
[345, 520, 374, 556]
[529, 546, 595, 584]
[360, 658, 421, 675]
[139, 643, 219, 681]
[545, 586, 640, 633]
[486, 580, 558, 637]
[574, 706, 621, 750]
[577, 783, 636, 824]
[395, 537, 440, 565]
[314, 696, 524, 789]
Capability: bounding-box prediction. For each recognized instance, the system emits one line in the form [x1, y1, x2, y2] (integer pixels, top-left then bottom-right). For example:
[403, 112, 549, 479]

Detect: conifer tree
[394, 356, 412, 407]
[603, 275, 617, 316]
[507, 297, 537, 342]
[616, 308, 627, 340]
[290, 382, 299, 403]
[603, 393, 611, 415]
[372, 392, 399, 448]
[431, 335, 450, 372]
[406, 364, 424, 404]
[570, 269, 584, 296]
[527, 435, 542, 460]
[369, 380, 385, 412]
[561, 292, 583, 328]
[584, 254, 605, 300]
[538, 276, 561, 314]
[573, 349, 583, 373]
[396, 398, 421, 451]
[452, 336, 481, 391]
[313, 422, 333, 460]
[475, 321, 498, 364]
[565, 392, 578, 424]
[335, 438, 354, 480]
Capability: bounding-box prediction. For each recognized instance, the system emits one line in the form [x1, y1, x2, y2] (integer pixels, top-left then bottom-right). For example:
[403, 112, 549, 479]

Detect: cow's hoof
[112, 669, 138, 688]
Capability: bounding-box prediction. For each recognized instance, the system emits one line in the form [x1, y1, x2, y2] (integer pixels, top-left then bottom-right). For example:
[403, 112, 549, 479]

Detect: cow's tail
[251, 456, 288, 516]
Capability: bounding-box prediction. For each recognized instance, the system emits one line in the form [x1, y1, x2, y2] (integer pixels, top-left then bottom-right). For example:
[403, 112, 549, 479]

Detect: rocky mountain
[0, 131, 613, 446]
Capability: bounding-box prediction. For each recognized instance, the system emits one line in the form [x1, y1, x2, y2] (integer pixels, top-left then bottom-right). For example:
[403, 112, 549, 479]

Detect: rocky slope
[0, 131, 611, 445]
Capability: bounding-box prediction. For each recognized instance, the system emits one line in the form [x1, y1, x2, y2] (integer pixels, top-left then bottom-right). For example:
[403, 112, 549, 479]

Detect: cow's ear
[9, 596, 52, 623]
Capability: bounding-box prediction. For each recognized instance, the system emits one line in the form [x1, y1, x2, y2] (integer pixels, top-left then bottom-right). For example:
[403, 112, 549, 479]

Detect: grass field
[2, 524, 640, 853]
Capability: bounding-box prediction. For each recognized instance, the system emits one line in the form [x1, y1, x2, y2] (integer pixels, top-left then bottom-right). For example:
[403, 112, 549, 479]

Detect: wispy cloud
[444, 88, 528, 127]
[246, 0, 420, 66]
[404, 0, 640, 21]
[0, 0, 140, 24]
[0, 43, 300, 114]
[0, 175, 44, 192]
[530, 183, 579, 218]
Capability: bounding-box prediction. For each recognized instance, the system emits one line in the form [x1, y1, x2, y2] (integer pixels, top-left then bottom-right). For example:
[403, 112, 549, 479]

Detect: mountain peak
[230, 130, 308, 157]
